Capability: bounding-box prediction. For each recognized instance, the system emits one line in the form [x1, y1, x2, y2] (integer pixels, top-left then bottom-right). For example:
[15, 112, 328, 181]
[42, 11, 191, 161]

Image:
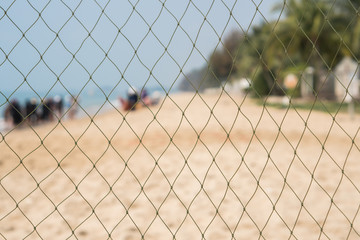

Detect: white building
[334, 57, 360, 102]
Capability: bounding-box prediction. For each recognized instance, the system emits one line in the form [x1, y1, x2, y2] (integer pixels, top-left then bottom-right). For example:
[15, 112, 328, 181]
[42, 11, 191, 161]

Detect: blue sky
[0, 0, 281, 98]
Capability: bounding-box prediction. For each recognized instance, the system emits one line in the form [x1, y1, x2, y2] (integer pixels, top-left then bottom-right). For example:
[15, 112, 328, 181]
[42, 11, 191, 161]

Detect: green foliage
[179, 0, 360, 97]
[251, 69, 271, 97]
[285, 86, 301, 98]
[209, 31, 244, 79]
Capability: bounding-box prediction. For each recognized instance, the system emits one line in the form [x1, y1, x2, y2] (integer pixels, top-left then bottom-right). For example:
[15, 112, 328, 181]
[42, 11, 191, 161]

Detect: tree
[273, 0, 342, 68]
[178, 0, 360, 97]
[209, 31, 243, 80]
[209, 50, 233, 79]
[266, 0, 346, 98]
[331, 0, 360, 59]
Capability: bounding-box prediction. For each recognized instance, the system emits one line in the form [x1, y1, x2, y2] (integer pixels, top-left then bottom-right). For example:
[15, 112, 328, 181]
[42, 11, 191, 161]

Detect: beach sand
[0, 91, 359, 240]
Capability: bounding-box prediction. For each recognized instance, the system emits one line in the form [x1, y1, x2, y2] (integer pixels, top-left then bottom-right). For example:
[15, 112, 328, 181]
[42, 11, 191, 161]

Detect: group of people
[119, 87, 160, 111]
[4, 96, 72, 127]
[3, 87, 160, 129]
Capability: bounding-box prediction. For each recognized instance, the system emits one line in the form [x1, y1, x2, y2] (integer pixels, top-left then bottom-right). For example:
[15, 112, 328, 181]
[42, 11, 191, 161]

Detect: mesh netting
[1, 0, 360, 239]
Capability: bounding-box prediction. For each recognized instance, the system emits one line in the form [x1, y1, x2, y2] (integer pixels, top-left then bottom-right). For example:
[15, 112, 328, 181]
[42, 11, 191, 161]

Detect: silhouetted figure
[54, 95, 64, 118]
[40, 98, 55, 122]
[25, 98, 38, 124]
[7, 100, 23, 126]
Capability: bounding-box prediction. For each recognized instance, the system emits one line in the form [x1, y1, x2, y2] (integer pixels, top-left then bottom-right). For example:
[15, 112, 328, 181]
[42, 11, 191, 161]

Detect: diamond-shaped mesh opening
[110, 217, 143, 240]
[187, 190, 218, 232]
[126, 145, 157, 186]
[166, 29, 195, 69]
[1, 165, 37, 203]
[6, 0, 38, 32]
[174, 215, 203, 240]
[25, 19, 56, 55]
[143, 166, 171, 209]
[39, 168, 76, 206]
[77, 169, 110, 208]
[8, 38, 40, 76]
[73, 214, 110, 240]
[111, 166, 141, 208]
[127, 192, 158, 234]
[0, 208, 34, 240]
[285, 155, 313, 200]
[42, 38, 73, 76]
[21, 147, 58, 183]
[59, 147, 94, 185]
[40, 1, 72, 33]
[57, 17, 88, 54]
[35, 210, 72, 240]
[75, 38, 105, 75]
[18, 188, 55, 226]
[2, 0, 360, 239]
[155, 144, 186, 184]
[40, 124, 75, 159]
[56, 190, 93, 230]
[26, 61, 57, 95]
[92, 148, 124, 184]
[94, 192, 127, 232]
[0, 17, 22, 53]
[172, 165, 202, 208]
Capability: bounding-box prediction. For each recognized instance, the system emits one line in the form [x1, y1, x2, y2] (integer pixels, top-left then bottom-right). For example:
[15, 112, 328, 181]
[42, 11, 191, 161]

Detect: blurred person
[5, 99, 23, 126]
[127, 86, 139, 110]
[25, 98, 38, 125]
[119, 86, 139, 111]
[40, 98, 52, 122]
[140, 88, 153, 106]
[54, 95, 64, 118]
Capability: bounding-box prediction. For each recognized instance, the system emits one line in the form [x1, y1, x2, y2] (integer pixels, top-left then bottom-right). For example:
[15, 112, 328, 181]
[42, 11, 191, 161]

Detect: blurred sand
[0, 92, 359, 240]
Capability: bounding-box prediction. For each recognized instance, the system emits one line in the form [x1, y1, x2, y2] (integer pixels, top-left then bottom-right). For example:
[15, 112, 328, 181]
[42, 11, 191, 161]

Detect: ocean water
[0, 85, 168, 133]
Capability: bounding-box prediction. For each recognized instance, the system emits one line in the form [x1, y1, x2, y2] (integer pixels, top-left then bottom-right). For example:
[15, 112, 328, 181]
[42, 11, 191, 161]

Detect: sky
[0, 0, 281, 99]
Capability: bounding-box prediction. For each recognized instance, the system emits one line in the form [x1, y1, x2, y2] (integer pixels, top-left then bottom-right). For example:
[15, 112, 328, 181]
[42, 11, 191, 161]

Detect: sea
[0, 85, 169, 133]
